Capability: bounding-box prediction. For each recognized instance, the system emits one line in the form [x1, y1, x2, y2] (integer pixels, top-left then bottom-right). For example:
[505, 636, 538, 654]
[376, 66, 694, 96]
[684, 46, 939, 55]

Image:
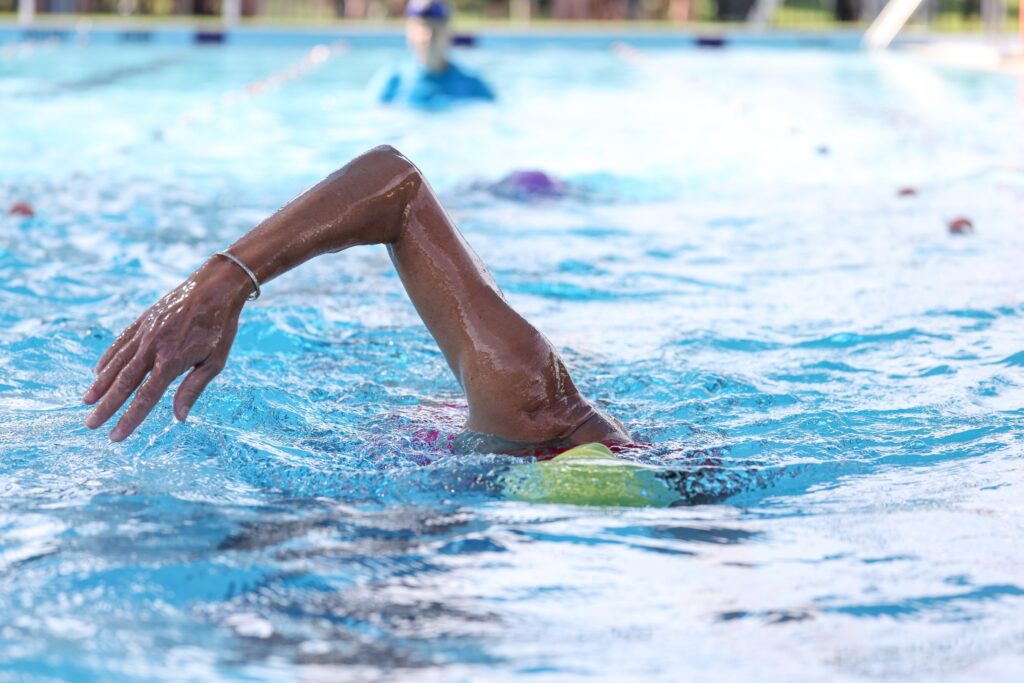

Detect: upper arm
[385, 174, 593, 442]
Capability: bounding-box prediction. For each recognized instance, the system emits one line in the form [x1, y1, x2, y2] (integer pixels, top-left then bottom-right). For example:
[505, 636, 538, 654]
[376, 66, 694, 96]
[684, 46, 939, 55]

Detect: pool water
[1, 37, 1024, 681]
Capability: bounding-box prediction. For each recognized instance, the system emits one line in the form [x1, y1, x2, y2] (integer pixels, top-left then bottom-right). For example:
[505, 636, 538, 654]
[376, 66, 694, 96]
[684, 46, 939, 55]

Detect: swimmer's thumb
[173, 361, 223, 421]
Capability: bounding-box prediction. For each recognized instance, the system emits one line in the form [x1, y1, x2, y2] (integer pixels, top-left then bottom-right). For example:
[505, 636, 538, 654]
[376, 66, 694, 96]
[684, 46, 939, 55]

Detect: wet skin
[83, 146, 631, 446]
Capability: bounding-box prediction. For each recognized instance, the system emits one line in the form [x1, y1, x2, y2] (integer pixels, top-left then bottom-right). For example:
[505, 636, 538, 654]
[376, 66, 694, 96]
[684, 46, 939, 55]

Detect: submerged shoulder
[448, 62, 495, 99]
[359, 145, 418, 176]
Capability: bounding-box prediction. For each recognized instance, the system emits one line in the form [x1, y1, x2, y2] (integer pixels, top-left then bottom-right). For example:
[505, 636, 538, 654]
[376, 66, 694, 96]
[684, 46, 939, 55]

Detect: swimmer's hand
[82, 257, 253, 441]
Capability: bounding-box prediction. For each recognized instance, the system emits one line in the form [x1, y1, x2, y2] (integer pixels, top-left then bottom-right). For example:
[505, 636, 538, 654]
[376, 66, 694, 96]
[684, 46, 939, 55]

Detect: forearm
[224, 145, 421, 287]
[84, 147, 420, 440]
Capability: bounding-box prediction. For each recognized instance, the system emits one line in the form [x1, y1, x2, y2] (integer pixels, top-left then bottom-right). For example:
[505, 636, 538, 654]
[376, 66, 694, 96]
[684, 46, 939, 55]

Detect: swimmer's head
[490, 170, 568, 201]
[405, 0, 451, 73]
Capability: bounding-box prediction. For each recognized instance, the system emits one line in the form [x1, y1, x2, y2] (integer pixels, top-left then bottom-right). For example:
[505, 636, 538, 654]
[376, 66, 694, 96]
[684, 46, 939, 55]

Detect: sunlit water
[1, 36, 1023, 682]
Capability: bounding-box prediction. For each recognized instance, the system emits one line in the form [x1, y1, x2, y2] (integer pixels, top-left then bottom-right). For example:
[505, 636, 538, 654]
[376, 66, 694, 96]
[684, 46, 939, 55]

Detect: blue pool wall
[0, 23, 879, 50]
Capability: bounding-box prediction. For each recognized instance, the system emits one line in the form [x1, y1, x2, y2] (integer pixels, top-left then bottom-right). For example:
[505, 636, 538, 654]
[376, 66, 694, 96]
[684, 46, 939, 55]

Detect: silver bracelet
[214, 250, 261, 301]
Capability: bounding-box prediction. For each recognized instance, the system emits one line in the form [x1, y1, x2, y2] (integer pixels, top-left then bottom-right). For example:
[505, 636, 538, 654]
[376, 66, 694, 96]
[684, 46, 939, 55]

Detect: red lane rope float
[8, 201, 35, 217]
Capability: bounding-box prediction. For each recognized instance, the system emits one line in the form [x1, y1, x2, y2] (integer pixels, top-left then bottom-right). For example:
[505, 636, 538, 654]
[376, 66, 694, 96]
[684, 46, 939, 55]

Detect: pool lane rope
[164, 41, 349, 136]
[0, 36, 61, 60]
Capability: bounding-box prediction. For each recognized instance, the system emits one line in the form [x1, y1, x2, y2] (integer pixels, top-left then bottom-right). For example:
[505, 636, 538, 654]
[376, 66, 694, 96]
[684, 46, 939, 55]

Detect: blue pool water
[1, 36, 1023, 681]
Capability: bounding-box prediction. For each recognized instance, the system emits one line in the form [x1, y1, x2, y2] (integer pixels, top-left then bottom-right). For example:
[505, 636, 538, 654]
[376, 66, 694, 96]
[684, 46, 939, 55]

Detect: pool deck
[906, 40, 1024, 75]
[2, 19, 1021, 75]
[0, 20, 867, 49]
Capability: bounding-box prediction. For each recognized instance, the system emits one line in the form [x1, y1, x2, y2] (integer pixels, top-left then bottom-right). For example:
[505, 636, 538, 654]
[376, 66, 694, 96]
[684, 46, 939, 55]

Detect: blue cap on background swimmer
[406, 0, 450, 20]
[500, 443, 679, 507]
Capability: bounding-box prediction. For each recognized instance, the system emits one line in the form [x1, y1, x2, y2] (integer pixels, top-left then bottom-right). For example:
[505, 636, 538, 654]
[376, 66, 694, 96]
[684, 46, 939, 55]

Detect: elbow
[368, 143, 402, 159]
[350, 145, 424, 242]
[364, 144, 418, 178]
[360, 144, 424, 196]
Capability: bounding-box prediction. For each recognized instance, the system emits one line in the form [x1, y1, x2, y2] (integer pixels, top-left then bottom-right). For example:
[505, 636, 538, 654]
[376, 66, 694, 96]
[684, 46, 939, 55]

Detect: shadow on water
[715, 584, 1024, 626]
[605, 524, 760, 545]
[210, 503, 507, 671]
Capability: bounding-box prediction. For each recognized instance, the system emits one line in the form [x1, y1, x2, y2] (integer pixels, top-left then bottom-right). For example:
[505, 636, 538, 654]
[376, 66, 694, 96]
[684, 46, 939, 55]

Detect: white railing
[863, 0, 928, 49]
[17, 0, 34, 27]
[864, 0, 1014, 50]
[747, 0, 781, 28]
[223, 0, 242, 29]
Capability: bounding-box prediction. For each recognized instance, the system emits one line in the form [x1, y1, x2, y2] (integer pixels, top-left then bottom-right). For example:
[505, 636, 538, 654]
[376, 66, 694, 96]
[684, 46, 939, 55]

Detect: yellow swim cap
[500, 443, 678, 507]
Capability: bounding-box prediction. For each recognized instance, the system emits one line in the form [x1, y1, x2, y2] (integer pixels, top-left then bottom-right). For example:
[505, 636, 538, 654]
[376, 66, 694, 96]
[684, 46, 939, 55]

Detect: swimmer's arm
[374, 70, 401, 103]
[220, 145, 421, 287]
[84, 146, 627, 445]
[220, 145, 623, 443]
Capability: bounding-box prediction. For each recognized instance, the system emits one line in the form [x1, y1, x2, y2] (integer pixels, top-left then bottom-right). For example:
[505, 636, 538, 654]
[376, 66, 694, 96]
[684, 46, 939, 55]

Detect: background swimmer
[486, 170, 569, 201]
[373, 0, 495, 109]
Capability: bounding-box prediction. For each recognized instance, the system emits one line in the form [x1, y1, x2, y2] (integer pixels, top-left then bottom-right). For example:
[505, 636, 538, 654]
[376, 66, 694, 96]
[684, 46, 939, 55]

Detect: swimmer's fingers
[173, 315, 238, 421]
[173, 359, 225, 422]
[84, 355, 152, 434]
[84, 336, 140, 405]
[110, 362, 179, 442]
[94, 318, 142, 374]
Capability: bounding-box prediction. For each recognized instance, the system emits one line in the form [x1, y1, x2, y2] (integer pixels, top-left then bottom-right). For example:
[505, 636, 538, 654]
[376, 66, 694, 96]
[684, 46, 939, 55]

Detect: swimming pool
[1, 33, 1023, 681]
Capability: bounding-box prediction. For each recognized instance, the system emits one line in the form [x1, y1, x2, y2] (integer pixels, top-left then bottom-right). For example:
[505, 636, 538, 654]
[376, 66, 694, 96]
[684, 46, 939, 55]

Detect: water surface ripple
[1, 43, 1023, 682]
